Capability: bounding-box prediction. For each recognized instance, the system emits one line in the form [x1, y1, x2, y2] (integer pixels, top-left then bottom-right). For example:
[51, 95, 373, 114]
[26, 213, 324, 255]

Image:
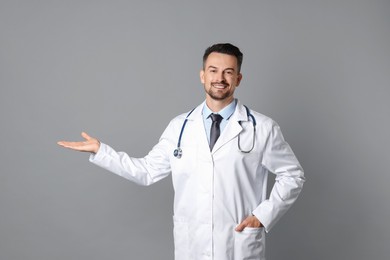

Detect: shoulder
[241, 106, 282, 136]
[250, 110, 275, 126]
[242, 109, 287, 149]
[240, 104, 275, 127]
[171, 102, 203, 122]
[171, 112, 188, 122]
[166, 104, 202, 129]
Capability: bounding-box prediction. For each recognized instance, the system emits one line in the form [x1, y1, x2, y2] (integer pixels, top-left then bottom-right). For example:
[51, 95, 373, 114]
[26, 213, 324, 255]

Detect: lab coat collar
[211, 100, 248, 153]
[186, 100, 249, 123]
[186, 100, 249, 153]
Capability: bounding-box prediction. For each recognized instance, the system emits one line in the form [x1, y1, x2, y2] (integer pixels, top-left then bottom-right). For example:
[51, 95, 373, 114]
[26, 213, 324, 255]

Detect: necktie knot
[210, 113, 223, 123]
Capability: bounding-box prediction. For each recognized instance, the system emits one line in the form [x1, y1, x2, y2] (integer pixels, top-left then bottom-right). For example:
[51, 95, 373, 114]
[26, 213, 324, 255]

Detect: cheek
[200, 71, 205, 84]
[233, 77, 240, 86]
[227, 78, 235, 86]
[203, 75, 211, 84]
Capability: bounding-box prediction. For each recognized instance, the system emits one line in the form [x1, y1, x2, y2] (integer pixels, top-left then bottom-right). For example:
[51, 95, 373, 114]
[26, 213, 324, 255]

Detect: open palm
[57, 132, 100, 154]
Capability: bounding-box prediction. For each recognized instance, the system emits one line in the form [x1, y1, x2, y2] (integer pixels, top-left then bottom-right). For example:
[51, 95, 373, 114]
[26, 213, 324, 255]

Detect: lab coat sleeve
[252, 120, 305, 232]
[88, 121, 175, 186]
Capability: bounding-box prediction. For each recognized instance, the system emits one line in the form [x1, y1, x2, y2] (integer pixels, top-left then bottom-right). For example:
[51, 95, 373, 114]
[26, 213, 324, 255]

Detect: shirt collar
[202, 99, 237, 120]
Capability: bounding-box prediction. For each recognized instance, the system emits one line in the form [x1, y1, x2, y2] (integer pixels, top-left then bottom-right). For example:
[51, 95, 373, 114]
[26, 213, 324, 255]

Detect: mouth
[211, 83, 229, 89]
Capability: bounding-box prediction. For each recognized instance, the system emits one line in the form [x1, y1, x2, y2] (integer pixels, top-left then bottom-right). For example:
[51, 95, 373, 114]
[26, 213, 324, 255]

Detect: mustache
[211, 81, 228, 86]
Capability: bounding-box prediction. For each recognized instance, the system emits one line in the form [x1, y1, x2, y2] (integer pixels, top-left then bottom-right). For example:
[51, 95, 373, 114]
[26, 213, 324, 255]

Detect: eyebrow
[207, 66, 236, 72]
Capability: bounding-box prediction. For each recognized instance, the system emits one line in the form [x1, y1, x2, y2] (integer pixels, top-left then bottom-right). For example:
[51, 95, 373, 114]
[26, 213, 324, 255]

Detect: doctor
[58, 43, 305, 260]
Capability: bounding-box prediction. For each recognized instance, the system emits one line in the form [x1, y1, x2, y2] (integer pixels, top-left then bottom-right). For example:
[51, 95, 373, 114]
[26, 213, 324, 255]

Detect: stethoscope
[173, 105, 257, 159]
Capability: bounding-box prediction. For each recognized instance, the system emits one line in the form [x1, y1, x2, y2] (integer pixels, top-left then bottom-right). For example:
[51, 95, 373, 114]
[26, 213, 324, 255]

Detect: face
[200, 52, 242, 104]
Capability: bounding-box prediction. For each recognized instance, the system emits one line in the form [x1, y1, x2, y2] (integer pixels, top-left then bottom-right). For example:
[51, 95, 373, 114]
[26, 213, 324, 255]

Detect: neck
[206, 97, 235, 113]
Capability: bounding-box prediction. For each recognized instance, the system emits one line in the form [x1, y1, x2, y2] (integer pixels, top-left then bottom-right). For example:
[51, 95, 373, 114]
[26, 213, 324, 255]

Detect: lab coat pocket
[234, 227, 265, 260]
[173, 216, 190, 259]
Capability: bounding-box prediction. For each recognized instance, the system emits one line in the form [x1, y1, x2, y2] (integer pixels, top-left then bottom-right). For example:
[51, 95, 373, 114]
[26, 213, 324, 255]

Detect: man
[58, 43, 305, 259]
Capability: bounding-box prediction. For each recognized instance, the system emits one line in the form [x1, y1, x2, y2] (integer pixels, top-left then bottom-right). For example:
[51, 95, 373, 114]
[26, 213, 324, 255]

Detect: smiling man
[58, 43, 305, 260]
[201, 50, 242, 108]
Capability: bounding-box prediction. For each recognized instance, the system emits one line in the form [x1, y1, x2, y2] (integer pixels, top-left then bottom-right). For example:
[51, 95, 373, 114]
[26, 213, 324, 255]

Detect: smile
[212, 84, 228, 89]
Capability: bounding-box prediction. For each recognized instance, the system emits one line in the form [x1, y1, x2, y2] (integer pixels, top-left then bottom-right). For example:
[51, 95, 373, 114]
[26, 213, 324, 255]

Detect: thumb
[235, 221, 246, 232]
[81, 131, 92, 141]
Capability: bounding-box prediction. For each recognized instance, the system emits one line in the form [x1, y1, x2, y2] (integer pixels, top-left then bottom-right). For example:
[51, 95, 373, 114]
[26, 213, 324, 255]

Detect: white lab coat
[90, 101, 305, 260]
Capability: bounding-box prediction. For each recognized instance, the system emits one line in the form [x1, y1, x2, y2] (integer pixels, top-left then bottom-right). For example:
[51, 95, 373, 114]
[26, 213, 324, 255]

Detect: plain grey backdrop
[1, 0, 389, 259]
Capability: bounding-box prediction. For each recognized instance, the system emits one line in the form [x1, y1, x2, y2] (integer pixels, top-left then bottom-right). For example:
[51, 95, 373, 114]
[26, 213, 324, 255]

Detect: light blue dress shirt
[202, 99, 237, 144]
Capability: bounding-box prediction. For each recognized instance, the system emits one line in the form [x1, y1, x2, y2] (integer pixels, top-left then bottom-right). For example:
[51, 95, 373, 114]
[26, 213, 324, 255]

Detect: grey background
[1, 0, 389, 259]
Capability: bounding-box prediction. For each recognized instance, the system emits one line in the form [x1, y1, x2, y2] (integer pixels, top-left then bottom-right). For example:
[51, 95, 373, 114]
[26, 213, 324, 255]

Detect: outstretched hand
[57, 132, 100, 154]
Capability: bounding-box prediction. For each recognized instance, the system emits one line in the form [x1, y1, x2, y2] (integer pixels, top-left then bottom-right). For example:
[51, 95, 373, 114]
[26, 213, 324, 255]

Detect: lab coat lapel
[212, 102, 248, 153]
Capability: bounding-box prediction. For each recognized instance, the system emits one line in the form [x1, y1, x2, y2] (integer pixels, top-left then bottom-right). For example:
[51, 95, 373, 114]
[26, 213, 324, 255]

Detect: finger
[57, 141, 77, 147]
[81, 131, 92, 141]
[57, 141, 88, 150]
[57, 141, 77, 148]
[235, 221, 247, 232]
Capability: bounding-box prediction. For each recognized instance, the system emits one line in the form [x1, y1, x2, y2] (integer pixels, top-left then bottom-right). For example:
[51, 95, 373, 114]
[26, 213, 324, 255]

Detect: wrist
[93, 140, 101, 154]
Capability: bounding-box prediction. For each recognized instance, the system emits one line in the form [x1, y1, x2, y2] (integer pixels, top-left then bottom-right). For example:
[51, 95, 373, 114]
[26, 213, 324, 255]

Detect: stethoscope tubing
[174, 105, 256, 158]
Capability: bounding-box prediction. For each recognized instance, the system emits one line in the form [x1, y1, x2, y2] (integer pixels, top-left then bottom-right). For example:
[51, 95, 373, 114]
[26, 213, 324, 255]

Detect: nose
[216, 71, 225, 82]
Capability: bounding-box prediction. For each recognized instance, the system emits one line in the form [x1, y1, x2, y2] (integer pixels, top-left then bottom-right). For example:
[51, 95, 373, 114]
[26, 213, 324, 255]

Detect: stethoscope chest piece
[173, 148, 183, 159]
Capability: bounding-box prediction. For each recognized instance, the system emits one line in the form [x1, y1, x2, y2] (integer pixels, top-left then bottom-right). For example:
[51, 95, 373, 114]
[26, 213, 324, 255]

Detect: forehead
[204, 52, 238, 69]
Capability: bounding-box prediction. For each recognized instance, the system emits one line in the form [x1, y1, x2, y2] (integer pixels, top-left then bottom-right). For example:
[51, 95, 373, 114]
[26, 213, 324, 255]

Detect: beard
[205, 83, 234, 101]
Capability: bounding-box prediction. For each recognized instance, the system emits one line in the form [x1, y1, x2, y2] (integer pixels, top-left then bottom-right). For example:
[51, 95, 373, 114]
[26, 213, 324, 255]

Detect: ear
[200, 69, 205, 84]
[236, 73, 243, 87]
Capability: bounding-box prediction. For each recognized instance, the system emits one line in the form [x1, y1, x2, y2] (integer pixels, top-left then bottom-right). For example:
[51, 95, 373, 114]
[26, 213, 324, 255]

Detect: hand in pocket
[235, 215, 263, 232]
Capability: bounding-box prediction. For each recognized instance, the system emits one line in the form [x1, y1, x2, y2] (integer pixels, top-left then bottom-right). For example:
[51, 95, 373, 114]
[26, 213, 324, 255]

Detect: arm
[58, 126, 173, 186]
[252, 121, 305, 232]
